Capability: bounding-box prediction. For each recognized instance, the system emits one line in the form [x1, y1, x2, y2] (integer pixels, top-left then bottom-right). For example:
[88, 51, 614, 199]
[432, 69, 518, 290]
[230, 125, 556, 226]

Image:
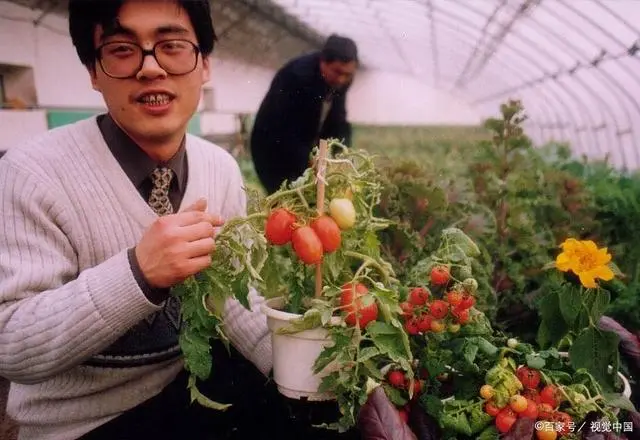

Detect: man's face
[320, 60, 357, 90]
[90, 0, 210, 147]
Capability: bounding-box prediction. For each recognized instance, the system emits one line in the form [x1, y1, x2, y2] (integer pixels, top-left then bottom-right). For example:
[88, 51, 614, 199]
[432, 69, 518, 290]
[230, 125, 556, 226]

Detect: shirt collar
[98, 113, 187, 191]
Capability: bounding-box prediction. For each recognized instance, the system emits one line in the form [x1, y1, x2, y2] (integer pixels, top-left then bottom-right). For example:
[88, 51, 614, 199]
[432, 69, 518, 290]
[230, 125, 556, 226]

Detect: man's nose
[136, 53, 167, 80]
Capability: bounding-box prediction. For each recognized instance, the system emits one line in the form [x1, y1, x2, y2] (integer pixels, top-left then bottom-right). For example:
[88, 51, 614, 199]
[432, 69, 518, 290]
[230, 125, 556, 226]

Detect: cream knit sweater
[0, 117, 272, 440]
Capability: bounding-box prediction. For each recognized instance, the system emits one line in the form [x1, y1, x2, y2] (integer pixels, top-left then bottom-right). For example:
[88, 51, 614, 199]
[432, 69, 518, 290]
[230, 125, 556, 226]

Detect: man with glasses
[0, 1, 275, 439]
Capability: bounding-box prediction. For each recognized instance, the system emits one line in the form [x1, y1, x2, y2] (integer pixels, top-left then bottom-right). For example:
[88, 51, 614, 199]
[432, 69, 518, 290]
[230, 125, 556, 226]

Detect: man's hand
[135, 198, 224, 288]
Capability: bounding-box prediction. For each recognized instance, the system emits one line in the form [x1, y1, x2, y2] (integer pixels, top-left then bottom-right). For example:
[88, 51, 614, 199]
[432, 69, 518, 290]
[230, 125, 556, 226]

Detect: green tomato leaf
[367, 322, 412, 369]
[536, 290, 569, 348]
[463, 342, 479, 364]
[569, 328, 619, 391]
[422, 394, 444, 418]
[525, 354, 546, 370]
[179, 329, 213, 380]
[559, 284, 582, 328]
[357, 346, 381, 362]
[477, 425, 500, 440]
[441, 411, 473, 436]
[601, 393, 636, 412]
[469, 406, 493, 434]
[382, 384, 408, 407]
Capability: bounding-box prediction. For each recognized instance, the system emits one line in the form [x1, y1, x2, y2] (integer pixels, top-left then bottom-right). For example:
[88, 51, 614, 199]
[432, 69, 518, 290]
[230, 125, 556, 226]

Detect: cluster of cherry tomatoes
[264, 198, 356, 265]
[399, 266, 477, 335]
[339, 282, 379, 328]
[481, 366, 573, 439]
[385, 368, 427, 423]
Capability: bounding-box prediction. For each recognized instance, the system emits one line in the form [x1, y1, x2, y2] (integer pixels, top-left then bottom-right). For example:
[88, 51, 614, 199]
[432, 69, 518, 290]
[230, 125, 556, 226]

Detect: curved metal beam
[425, 4, 600, 157]
[467, 1, 638, 167]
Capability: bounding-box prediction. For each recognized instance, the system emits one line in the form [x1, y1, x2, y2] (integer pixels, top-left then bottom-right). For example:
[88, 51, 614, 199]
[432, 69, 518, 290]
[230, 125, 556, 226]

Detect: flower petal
[560, 238, 579, 250]
[578, 272, 597, 289]
[555, 253, 574, 272]
[594, 265, 615, 281]
[596, 248, 612, 265]
[584, 240, 598, 251]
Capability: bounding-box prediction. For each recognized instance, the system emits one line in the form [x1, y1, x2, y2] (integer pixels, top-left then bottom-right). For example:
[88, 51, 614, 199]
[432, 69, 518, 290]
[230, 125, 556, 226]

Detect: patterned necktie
[148, 167, 174, 216]
[145, 167, 181, 328]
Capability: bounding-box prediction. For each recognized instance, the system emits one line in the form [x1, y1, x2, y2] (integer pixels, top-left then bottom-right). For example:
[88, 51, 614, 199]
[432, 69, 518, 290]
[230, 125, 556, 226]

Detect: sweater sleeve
[0, 163, 162, 384]
[218, 155, 273, 376]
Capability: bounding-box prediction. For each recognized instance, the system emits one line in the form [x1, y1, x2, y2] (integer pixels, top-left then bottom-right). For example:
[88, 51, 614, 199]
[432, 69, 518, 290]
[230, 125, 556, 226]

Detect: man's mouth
[137, 93, 174, 106]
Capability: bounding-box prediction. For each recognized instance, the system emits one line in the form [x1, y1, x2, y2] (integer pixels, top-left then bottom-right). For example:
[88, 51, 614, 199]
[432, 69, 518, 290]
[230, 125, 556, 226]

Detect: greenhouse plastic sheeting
[260, 0, 640, 170]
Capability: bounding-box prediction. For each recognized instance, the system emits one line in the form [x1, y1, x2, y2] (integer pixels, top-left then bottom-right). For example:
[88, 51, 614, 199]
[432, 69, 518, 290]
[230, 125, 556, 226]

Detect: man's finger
[209, 215, 224, 228]
[181, 197, 207, 213]
[176, 211, 210, 227]
[185, 237, 216, 258]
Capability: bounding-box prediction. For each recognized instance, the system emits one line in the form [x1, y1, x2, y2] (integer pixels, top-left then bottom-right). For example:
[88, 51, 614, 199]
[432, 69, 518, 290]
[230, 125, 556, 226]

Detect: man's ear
[201, 56, 211, 84]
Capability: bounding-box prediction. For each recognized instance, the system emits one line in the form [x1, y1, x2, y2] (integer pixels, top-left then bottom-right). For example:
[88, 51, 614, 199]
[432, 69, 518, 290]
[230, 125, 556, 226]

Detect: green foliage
[352, 100, 640, 342]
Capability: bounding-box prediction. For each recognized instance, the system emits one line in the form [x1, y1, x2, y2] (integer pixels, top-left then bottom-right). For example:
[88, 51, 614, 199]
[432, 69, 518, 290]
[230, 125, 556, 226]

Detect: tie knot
[150, 167, 174, 189]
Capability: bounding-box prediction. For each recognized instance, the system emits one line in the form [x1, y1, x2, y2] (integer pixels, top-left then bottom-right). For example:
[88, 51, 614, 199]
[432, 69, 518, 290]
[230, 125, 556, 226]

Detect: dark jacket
[250, 52, 352, 194]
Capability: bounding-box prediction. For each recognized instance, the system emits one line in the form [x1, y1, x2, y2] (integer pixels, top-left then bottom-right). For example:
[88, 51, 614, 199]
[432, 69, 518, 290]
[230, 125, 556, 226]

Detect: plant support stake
[315, 139, 328, 298]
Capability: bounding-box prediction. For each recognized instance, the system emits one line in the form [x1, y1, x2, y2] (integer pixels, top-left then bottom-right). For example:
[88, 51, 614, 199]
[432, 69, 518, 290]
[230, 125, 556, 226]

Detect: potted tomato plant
[256, 140, 402, 401]
[172, 140, 410, 409]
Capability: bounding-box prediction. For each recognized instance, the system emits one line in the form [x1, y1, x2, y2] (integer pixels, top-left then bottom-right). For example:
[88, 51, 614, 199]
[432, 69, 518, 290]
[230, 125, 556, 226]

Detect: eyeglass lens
[99, 40, 198, 78]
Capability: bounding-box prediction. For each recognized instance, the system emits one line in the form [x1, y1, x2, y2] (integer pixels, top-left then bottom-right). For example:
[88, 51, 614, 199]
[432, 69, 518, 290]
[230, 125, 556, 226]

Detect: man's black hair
[320, 34, 358, 63]
[68, 0, 217, 68]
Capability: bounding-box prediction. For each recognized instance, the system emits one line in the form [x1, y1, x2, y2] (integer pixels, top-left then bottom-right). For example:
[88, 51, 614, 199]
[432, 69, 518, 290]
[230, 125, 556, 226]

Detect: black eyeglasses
[96, 39, 201, 79]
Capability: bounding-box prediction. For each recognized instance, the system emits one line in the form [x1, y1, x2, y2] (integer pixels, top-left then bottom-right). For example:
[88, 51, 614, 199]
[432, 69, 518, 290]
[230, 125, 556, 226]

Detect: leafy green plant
[536, 238, 623, 391]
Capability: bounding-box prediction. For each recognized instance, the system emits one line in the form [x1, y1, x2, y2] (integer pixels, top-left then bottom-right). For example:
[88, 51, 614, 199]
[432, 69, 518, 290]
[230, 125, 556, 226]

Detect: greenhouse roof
[5, 0, 640, 169]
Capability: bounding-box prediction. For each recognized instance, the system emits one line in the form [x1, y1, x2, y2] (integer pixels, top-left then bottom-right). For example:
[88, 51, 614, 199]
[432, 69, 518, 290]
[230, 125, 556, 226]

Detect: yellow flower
[555, 239, 615, 289]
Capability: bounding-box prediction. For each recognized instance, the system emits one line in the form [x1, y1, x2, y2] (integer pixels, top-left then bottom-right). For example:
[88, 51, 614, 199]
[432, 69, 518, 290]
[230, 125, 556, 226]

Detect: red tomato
[397, 408, 409, 424]
[452, 307, 470, 324]
[410, 379, 423, 396]
[458, 294, 476, 310]
[552, 411, 572, 435]
[429, 300, 449, 319]
[430, 266, 450, 286]
[405, 378, 423, 395]
[446, 291, 463, 307]
[495, 407, 517, 433]
[310, 215, 341, 253]
[537, 403, 555, 420]
[265, 208, 297, 245]
[519, 399, 538, 419]
[540, 385, 560, 408]
[340, 283, 378, 327]
[516, 366, 541, 389]
[485, 401, 502, 417]
[523, 388, 542, 404]
[404, 317, 420, 335]
[388, 370, 405, 388]
[399, 302, 414, 319]
[291, 226, 323, 265]
[408, 287, 430, 306]
[417, 314, 433, 332]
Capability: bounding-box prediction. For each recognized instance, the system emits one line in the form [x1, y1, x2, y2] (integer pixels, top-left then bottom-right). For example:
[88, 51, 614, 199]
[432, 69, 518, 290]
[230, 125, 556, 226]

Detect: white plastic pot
[261, 296, 339, 401]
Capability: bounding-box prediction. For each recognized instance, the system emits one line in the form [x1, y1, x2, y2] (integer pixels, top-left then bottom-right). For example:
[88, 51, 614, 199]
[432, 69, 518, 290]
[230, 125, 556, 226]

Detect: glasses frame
[95, 39, 201, 79]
